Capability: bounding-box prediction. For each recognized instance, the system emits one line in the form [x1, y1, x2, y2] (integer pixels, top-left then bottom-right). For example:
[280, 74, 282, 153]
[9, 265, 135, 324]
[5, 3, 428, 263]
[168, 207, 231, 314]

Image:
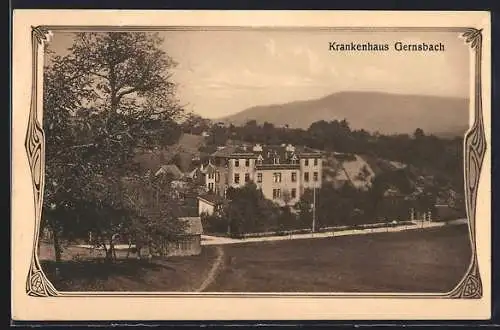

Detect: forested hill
[219, 91, 469, 137]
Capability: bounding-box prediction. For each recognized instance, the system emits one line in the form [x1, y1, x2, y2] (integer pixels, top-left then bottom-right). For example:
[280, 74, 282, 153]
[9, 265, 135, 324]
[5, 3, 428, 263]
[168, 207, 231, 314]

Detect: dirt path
[196, 246, 225, 292]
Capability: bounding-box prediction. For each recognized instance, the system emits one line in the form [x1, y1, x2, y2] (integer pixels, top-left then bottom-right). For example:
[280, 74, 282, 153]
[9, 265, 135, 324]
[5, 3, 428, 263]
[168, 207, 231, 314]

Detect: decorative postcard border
[24, 26, 486, 299]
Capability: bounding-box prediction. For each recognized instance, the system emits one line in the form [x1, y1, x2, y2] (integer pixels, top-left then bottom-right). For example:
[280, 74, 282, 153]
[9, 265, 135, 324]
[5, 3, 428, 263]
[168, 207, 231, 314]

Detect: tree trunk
[52, 229, 63, 263]
[102, 242, 112, 263]
[136, 242, 142, 259]
[109, 238, 116, 262]
[126, 240, 132, 259]
[147, 240, 153, 262]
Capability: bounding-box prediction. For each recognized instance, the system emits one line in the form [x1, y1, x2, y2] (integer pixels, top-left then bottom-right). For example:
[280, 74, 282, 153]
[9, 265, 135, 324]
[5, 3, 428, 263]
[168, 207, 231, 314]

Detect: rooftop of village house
[197, 193, 227, 205]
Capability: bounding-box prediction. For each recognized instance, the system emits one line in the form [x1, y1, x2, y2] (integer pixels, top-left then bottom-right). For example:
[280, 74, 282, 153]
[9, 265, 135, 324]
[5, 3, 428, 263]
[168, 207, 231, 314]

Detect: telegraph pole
[312, 187, 316, 233]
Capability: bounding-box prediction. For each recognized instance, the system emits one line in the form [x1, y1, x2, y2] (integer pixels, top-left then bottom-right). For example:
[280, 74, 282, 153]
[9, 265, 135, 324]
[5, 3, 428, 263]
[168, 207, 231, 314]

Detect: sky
[47, 30, 470, 119]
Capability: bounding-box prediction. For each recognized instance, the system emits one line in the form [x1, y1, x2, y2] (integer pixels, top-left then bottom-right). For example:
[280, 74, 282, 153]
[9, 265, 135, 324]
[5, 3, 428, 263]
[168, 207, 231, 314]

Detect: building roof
[197, 193, 226, 206]
[200, 162, 217, 175]
[211, 145, 250, 158]
[210, 144, 323, 163]
[185, 167, 201, 179]
[178, 217, 203, 235]
[155, 164, 184, 179]
[255, 163, 300, 170]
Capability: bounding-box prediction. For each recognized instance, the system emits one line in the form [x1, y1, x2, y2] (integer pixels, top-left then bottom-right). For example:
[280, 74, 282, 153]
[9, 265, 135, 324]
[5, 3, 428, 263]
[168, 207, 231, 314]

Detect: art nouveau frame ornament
[12, 11, 491, 321]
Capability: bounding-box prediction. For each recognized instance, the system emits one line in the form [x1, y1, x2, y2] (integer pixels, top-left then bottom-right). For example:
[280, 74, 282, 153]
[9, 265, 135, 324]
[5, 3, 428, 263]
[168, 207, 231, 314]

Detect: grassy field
[40, 244, 218, 292]
[39, 224, 471, 293]
[206, 224, 472, 293]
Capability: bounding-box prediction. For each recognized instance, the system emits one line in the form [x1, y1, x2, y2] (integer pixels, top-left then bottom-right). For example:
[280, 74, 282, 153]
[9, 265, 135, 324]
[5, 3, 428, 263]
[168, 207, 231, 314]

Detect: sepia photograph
[36, 28, 476, 294]
[11, 10, 491, 321]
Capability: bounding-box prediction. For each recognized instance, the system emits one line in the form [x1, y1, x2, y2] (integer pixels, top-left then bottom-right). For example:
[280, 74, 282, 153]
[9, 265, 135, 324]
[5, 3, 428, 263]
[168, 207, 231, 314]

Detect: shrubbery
[201, 175, 437, 237]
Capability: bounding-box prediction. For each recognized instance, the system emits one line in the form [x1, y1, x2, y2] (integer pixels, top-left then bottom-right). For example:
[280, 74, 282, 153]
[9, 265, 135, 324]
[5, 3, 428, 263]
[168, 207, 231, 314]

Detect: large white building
[198, 143, 324, 206]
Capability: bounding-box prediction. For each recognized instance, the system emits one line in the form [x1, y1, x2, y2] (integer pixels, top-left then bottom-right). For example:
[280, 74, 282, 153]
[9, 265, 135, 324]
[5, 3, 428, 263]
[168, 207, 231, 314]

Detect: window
[245, 159, 250, 167]
[273, 172, 282, 183]
[291, 172, 297, 182]
[304, 159, 309, 166]
[257, 173, 263, 183]
[235, 159, 239, 167]
[291, 188, 297, 199]
[304, 172, 309, 182]
[208, 172, 214, 179]
[208, 183, 214, 191]
[313, 172, 319, 181]
[274, 157, 280, 164]
[245, 173, 250, 182]
[314, 158, 318, 166]
[215, 172, 220, 182]
[234, 173, 240, 184]
[273, 189, 281, 199]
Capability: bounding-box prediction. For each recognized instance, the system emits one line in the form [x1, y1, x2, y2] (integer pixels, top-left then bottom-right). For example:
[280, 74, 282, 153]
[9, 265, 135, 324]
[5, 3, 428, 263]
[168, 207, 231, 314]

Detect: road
[201, 219, 468, 246]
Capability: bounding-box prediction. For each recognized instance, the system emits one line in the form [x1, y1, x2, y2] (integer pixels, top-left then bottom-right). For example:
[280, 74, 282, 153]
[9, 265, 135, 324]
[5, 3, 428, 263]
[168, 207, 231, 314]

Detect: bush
[201, 213, 228, 235]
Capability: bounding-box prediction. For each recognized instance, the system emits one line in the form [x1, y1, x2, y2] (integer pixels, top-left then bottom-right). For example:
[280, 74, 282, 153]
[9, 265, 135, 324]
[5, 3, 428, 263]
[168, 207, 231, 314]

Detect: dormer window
[274, 157, 280, 165]
[290, 154, 298, 164]
[257, 154, 263, 165]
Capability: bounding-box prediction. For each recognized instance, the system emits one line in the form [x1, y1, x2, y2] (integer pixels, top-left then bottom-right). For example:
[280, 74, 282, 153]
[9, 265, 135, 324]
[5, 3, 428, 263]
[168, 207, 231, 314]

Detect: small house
[166, 217, 203, 257]
[197, 193, 225, 216]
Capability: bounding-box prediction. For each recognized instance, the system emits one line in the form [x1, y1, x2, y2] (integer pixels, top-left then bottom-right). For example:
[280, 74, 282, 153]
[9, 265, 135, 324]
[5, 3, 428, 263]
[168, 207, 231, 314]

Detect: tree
[182, 113, 211, 135]
[296, 193, 313, 229]
[42, 47, 97, 262]
[209, 124, 230, 146]
[76, 175, 132, 261]
[43, 32, 184, 262]
[222, 183, 281, 236]
[67, 32, 179, 117]
[413, 128, 425, 140]
[282, 189, 292, 206]
[122, 174, 187, 259]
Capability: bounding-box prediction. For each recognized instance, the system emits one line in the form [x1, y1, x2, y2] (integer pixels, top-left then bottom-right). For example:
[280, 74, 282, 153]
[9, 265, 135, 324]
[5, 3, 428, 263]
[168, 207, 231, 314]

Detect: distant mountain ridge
[219, 91, 469, 137]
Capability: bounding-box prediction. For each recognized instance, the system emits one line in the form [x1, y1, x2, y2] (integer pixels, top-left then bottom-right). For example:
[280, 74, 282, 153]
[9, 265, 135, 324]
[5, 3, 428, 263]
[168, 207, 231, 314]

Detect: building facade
[199, 144, 324, 206]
